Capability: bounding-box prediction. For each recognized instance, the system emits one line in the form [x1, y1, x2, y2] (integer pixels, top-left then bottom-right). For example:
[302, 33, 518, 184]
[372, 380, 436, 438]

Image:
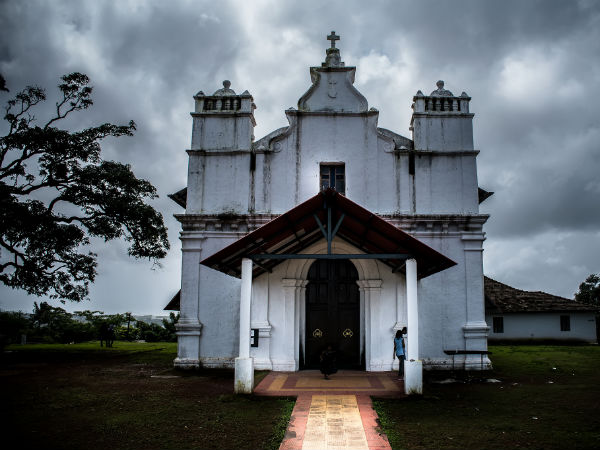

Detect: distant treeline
[0, 302, 179, 346]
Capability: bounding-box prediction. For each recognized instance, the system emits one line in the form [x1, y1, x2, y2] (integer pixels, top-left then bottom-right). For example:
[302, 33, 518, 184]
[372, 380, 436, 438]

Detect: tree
[575, 273, 600, 307]
[0, 310, 30, 347]
[123, 311, 134, 341]
[0, 75, 8, 93]
[0, 73, 169, 302]
[134, 313, 178, 342]
[30, 301, 71, 330]
[161, 312, 179, 341]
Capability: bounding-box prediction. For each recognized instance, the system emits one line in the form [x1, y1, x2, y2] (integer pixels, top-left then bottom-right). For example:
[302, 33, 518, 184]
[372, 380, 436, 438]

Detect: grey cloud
[1, 0, 599, 311]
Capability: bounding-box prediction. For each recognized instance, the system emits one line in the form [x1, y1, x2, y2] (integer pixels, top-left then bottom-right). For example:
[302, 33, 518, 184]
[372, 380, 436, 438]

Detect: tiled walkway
[255, 370, 403, 397]
[255, 371, 400, 450]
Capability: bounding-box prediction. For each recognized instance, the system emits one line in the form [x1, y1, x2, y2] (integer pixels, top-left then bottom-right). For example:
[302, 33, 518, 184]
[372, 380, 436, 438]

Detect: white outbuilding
[485, 277, 598, 343]
[169, 32, 492, 394]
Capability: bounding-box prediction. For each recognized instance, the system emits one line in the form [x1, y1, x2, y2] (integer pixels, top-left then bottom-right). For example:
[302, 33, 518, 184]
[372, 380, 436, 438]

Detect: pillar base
[404, 359, 423, 395]
[234, 357, 254, 394]
[174, 321, 202, 369]
[173, 358, 200, 370]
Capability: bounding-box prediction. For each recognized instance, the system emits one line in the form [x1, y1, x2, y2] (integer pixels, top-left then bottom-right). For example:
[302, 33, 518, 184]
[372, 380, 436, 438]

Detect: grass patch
[1, 342, 294, 450]
[266, 397, 296, 450]
[5, 340, 176, 353]
[373, 345, 600, 450]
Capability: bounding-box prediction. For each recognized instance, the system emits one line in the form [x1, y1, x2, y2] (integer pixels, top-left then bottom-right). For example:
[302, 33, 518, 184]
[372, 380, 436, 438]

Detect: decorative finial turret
[430, 80, 453, 97]
[412, 80, 471, 114]
[411, 80, 474, 151]
[322, 31, 345, 68]
[213, 80, 236, 96]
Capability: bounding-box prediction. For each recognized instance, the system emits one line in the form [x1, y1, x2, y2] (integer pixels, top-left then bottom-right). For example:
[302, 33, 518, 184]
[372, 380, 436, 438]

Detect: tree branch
[0, 146, 44, 181]
[44, 93, 77, 129]
[4, 86, 46, 136]
[0, 238, 26, 265]
[1, 72, 166, 303]
[0, 261, 20, 272]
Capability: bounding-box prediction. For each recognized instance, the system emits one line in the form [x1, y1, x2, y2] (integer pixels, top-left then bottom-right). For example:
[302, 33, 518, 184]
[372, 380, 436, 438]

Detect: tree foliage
[135, 312, 179, 342]
[575, 273, 600, 306]
[0, 73, 169, 302]
[0, 310, 29, 346]
[0, 302, 178, 346]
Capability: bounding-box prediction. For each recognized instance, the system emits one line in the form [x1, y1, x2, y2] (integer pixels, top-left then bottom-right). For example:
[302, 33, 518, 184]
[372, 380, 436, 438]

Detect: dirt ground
[0, 344, 293, 450]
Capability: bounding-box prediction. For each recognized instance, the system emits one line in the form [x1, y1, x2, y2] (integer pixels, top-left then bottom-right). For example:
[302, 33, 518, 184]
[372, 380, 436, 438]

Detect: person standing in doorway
[393, 329, 406, 378]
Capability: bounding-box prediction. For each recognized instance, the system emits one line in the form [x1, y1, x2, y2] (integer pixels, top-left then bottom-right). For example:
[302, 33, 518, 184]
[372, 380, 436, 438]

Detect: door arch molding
[281, 239, 381, 369]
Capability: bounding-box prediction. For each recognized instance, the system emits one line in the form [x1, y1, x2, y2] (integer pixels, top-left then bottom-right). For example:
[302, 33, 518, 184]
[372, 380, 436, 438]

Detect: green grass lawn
[374, 345, 600, 450]
[6, 341, 177, 351]
[0, 341, 293, 450]
[3, 342, 599, 450]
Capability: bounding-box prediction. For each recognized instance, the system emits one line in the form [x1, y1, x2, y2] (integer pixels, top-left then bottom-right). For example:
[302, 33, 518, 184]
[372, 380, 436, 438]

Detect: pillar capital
[179, 232, 207, 250]
[463, 321, 490, 339]
[356, 279, 382, 290]
[175, 320, 203, 336]
[281, 278, 304, 288]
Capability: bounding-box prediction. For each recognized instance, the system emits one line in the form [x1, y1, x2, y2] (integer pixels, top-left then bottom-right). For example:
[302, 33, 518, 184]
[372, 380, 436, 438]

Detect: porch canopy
[201, 188, 455, 278]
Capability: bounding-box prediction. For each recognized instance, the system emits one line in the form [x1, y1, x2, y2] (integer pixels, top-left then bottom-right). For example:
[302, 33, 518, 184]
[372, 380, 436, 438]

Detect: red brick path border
[356, 395, 392, 450]
[279, 394, 311, 450]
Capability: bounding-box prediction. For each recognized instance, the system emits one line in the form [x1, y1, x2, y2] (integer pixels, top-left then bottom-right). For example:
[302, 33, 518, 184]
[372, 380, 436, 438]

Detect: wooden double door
[304, 259, 362, 369]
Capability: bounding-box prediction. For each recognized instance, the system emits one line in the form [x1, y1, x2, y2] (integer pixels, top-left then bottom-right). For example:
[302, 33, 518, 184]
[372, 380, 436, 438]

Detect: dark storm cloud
[0, 0, 246, 313]
[0, 0, 598, 311]
[484, 155, 600, 237]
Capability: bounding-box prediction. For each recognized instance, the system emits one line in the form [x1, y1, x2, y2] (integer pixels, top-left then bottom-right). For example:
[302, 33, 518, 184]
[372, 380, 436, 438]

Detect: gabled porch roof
[200, 188, 456, 279]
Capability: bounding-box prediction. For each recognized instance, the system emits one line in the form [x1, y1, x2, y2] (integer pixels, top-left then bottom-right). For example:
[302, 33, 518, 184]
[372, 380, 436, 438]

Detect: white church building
[169, 33, 491, 393]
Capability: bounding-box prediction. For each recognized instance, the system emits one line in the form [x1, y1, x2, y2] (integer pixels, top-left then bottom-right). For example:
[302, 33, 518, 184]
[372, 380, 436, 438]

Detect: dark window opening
[408, 152, 415, 175]
[320, 164, 345, 194]
[493, 316, 504, 333]
[560, 315, 571, 332]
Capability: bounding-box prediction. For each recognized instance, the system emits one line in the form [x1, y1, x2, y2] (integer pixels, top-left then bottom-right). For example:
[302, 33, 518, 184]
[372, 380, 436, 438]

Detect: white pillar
[277, 279, 301, 371]
[392, 278, 407, 372]
[295, 281, 308, 370]
[174, 233, 203, 370]
[235, 258, 254, 393]
[405, 258, 423, 395]
[406, 259, 419, 361]
[462, 234, 490, 370]
[358, 279, 382, 371]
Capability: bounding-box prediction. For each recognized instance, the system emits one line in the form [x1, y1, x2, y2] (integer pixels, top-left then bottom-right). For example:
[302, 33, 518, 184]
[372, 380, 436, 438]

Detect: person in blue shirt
[393, 328, 406, 378]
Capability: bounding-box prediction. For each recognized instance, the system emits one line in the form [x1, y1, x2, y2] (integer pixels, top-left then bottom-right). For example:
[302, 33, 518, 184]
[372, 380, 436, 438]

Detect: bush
[135, 316, 178, 343]
[0, 311, 30, 346]
[1, 304, 178, 345]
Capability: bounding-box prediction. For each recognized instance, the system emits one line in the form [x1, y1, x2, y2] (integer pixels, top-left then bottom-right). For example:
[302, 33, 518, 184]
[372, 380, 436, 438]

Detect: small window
[560, 315, 571, 332]
[493, 316, 504, 333]
[320, 164, 345, 194]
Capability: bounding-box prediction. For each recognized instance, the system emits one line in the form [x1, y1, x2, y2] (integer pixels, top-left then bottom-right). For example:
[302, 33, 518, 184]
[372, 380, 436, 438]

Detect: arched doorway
[303, 259, 362, 369]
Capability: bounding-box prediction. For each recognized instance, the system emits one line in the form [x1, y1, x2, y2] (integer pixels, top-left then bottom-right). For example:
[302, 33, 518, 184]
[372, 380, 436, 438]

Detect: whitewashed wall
[486, 312, 597, 342]
[176, 56, 489, 370]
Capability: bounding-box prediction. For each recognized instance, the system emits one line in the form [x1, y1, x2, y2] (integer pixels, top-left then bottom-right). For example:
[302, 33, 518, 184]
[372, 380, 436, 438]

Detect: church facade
[171, 33, 490, 392]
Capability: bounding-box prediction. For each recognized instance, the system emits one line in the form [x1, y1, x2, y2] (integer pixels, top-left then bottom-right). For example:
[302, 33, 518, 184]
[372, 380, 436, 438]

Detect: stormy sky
[1, 0, 599, 315]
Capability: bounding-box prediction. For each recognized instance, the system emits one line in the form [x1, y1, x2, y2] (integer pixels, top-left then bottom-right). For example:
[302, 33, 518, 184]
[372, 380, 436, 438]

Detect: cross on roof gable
[200, 189, 456, 279]
[327, 31, 340, 48]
